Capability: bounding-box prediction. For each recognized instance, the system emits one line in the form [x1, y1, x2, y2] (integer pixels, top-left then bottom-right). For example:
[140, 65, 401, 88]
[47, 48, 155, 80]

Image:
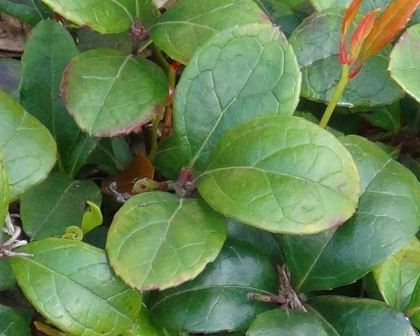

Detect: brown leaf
[102, 153, 155, 196]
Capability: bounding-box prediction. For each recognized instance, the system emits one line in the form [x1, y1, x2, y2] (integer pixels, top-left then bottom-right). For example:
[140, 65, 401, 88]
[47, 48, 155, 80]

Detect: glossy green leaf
[20, 20, 96, 177]
[148, 239, 278, 333]
[310, 296, 418, 336]
[290, 9, 403, 107]
[197, 115, 360, 234]
[10, 238, 142, 336]
[0, 59, 21, 99]
[407, 278, 420, 329]
[62, 49, 168, 137]
[81, 201, 103, 235]
[0, 304, 31, 336]
[246, 308, 335, 336]
[156, 23, 302, 178]
[0, 0, 50, 25]
[310, 0, 392, 12]
[389, 24, 420, 103]
[150, 0, 269, 64]
[228, 220, 282, 261]
[0, 259, 15, 291]
[40, 0, 136, 33]
[0, 91, 56, 201]
[278, 135, 420, 292]
[126, 308, 164, 336]
[20, 172, 101, 240]
[107, 191, 227, 291]
[255, 0, 310, 36]
[372, 239, 420, 312]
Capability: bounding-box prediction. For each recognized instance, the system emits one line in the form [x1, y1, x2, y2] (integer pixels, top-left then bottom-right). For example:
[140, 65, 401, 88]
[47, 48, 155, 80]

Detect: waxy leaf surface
[156, 24, 302, 178]
[0, 304, 30, 336]
[310, 296, 418, 336]
[372, 239, 420, 312]
[0, 91, 56, 201]
[41, 0, 136, 33]
[107, 191, 226, 291]
[197, 115, 360, 234]
[255, 0, 310, 36]
[246, 308, 336, 336]
[389, 24, 420, 103]
[20, 20, 96, 177]
[62, 49, 168, 137]
[148, 239, 278, 333]
[290, 9, 403, 107]
[278, 135, 420, 292]
[10, 238, 142, 336]
[0, 0, 50, 25]
[21, 172, 102, 240]
[0, 259, 15, 291]
[150, 0, 269, 63]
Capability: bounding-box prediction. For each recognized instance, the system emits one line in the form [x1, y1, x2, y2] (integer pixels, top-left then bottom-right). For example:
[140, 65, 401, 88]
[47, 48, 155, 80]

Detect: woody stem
[319, 64, 349, 129]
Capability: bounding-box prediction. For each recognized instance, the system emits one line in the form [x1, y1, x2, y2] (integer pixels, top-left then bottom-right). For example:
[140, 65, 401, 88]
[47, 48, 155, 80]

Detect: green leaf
[407, 278, 420, 329]
[20, 172, 102, 240]
[40, 0, 136, 33]
[150, 0, 270, 64]
[277, 135, 420, 292]
[0, 0, 51, 25]
[372, 239, 420, 312]
[0, 150, 8, 229]
[20, 20, 96, 177]
[361, 103, 401, 133]
[309, 296, 419, 336]
[148, 239, 278, 333]
[389, 24, 420, 103]
[255, 0, 310, 36]
[81, 201, 103, 235]
[77, 29, 132, 53]
[197, 115, 360, 234]
[290, 9, 403, 107]
[126, 308, 164, 336]
[0, 91, 56, 201]
[10, 238, 142, 336]
[228, 220, 282, 261]
[156, 23, 302, 178]
[246, 308, 337, 336]
[310, 0, 395, 12]
[106, 191, 227, 291]
[62, 49, 168, 137]
[0, 259, 15, 291]
[0, 304, 31, 336]
[0, 59, 21, 99]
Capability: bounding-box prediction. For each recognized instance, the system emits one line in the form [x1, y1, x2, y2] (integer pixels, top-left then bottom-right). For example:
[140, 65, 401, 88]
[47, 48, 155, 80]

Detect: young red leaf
[360, 0, 420, 63]
[348, 10, 377, 66]
[340, 0, 362, 64]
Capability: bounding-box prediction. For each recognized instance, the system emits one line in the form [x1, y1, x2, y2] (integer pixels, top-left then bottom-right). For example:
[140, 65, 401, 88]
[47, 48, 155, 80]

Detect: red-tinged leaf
[360, 0, 420, 62]
[348, 10, 377, 65]
[102, 153, 155, 196]
[341, 0, 362, 64]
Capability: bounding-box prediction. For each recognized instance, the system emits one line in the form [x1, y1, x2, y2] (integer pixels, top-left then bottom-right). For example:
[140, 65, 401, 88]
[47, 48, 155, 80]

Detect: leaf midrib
[17, 255, 132, 322]
[150, 284, 274, 310]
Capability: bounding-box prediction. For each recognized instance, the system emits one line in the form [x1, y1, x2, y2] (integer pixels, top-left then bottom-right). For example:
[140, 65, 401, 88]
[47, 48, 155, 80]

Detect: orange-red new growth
[340, 0, 420, 78]
[359, 0, 420, 63]
[340, 0, 362, 64]
[348, 10, 377, 65]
